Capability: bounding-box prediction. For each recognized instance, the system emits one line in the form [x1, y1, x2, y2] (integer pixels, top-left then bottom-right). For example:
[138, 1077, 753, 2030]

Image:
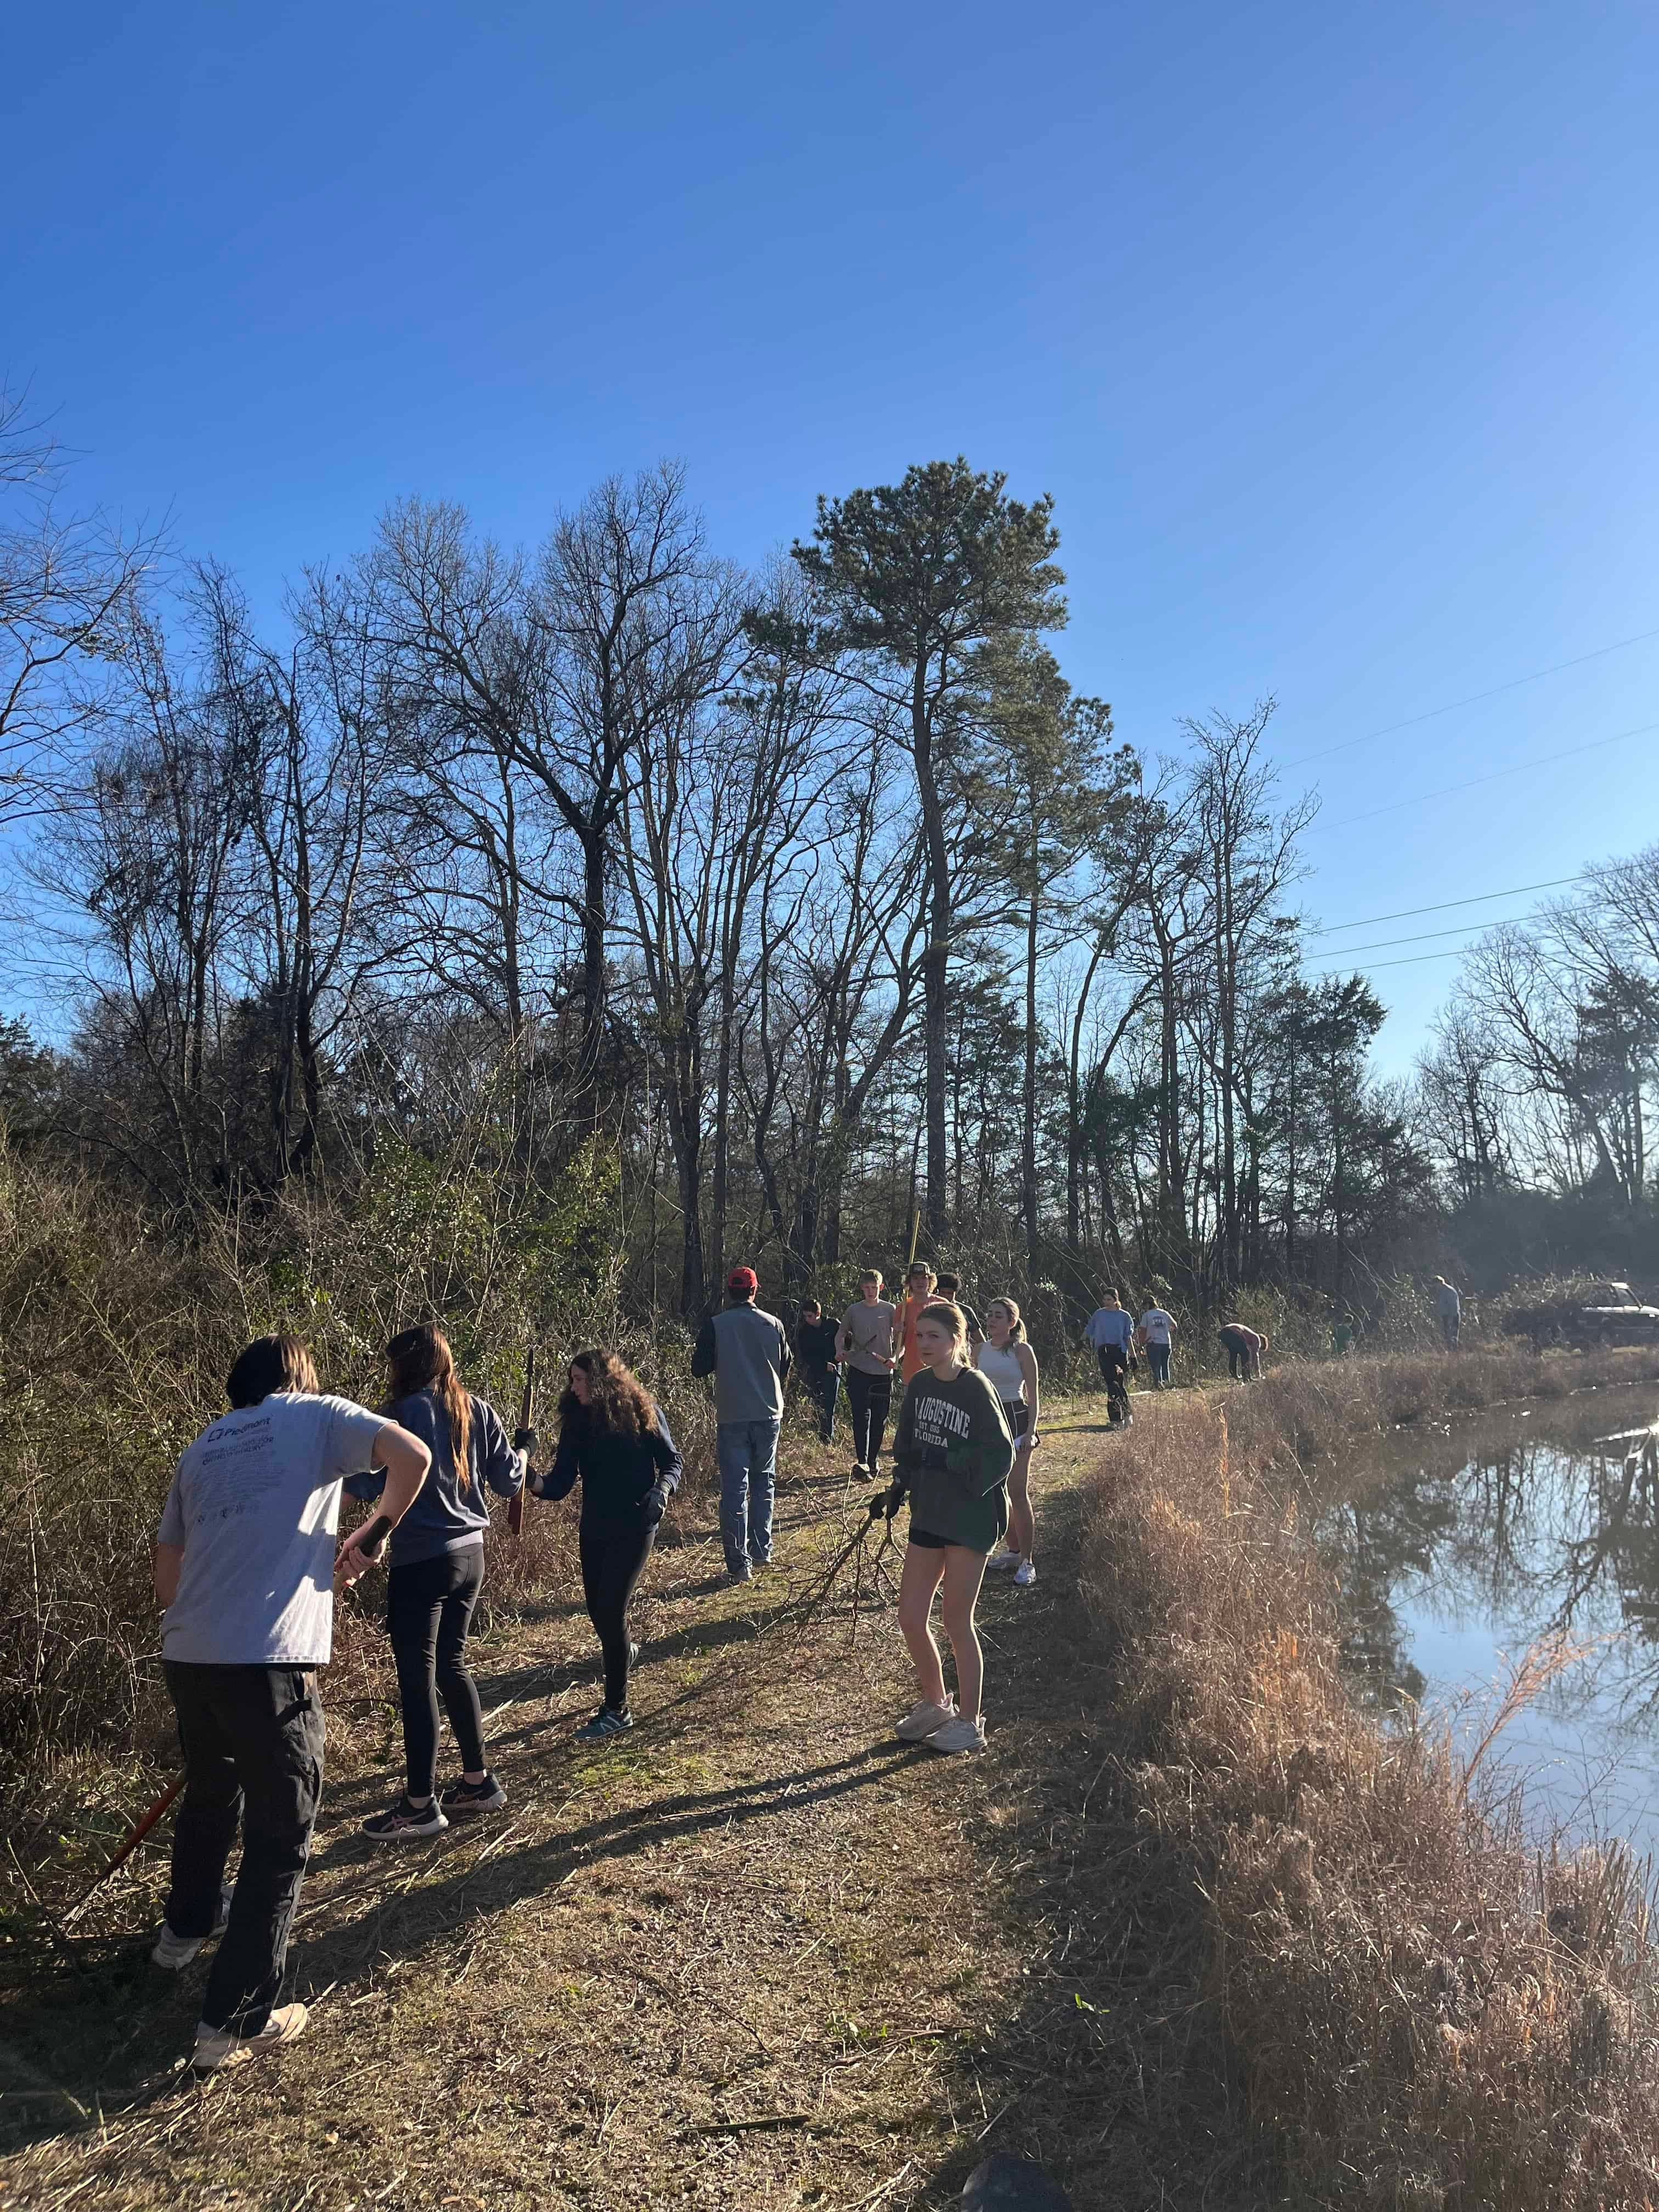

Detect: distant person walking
[1218, 1321, 1267, 1381]
[794, 1297, 843, 1444]
[1084, 1292, 1135, 1426]
[888, 1300, 1015, 1754]
[1331, 1312, 1357, 1357]
[354, 1325, 527, 1843]
[933, 1273, 985, 1357]
[153, 1335, 430, 2071]
[1136, 1300, 1177, 1389]
[979, 1297, 1042, 1587]
[897, 1262, 939, 1384]
[692, 1266, 791, 1582]
[531, 1348, 682, 1737]
[838, 1270, 898, 1476]
[1435, 1277, 1462, 1349]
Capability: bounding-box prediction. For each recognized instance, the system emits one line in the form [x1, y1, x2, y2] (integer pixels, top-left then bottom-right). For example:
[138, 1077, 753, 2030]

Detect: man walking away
[1084, 1292, 1135, 1427]
[838, 1269, 898, 1477]
[153, 1334, 431, 2071]
[1217, 1321, 1268, 1381]
[795, 1297, 842, 1444]
[1435, 1277, 1461, 1349]
[692, 1267, 792, 1582]
[933, 1274, 985, 1357]
[1136, 1300, 1177, 1388]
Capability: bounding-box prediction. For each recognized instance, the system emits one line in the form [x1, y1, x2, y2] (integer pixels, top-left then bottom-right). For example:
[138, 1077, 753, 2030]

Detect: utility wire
[1304, 874, 1585, 937]
[1321, 721, 1659, 831]
[1303, 905, 1592, 958]
[1278, 625, 1659, 770]
[1310, 944, 1488, 974]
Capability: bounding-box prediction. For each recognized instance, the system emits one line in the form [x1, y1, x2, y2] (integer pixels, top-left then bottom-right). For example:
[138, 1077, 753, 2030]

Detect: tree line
[2, 391, 1654, 1327]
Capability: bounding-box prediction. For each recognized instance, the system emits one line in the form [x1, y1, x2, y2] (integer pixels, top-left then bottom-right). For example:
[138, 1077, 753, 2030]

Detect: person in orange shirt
[896, 1262, 938, 1384]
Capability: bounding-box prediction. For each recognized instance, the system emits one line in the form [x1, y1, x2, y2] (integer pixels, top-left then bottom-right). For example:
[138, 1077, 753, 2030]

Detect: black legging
[580, 1515, 658, 1712]
[387, 1548, 486, 1797]
[1097, 1344, 1130, 1422]
[845, 1369, 893, 1467]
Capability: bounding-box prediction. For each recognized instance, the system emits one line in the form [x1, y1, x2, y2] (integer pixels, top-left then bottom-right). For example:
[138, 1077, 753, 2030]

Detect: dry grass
[1080, 1353, 1659, 2209]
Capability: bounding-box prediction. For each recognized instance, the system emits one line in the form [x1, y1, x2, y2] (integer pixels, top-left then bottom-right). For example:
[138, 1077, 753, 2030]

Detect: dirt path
[1, 1397, 1267, 2212]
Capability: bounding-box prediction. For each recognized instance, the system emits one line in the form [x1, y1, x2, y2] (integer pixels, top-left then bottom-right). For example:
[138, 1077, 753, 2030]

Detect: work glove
[513, 1426, 538, 1454]
[884, 1476, 907, 1521]
[643, 1479, 672, 1525]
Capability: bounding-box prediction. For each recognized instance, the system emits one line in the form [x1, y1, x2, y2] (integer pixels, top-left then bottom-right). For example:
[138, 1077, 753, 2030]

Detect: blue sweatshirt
[344, 1387, 523, 1568]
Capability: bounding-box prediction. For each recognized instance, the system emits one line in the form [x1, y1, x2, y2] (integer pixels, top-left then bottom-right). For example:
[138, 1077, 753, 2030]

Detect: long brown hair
[985, 1296, 1026, 1342]
[386, 1324, 473, 1492]
[559, 1347, 659, 1438]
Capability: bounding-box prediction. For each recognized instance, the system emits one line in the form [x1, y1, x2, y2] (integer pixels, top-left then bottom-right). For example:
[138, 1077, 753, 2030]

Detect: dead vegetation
[1080, 1352, 1659, 2209]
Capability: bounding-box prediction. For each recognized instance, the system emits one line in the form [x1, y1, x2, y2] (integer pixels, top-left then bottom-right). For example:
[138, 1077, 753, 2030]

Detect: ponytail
[988, 1297, 1026, 1342]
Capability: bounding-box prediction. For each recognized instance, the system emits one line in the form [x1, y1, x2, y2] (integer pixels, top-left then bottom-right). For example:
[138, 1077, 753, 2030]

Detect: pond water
[1318, 1382, 1659, 1858]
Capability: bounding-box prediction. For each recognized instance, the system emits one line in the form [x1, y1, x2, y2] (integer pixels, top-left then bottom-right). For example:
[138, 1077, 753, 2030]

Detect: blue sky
[5, 1, 1657, 1068]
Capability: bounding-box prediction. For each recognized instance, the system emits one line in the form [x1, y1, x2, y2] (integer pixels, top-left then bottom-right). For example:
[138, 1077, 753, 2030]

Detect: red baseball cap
[727, 1265, 758, 1294]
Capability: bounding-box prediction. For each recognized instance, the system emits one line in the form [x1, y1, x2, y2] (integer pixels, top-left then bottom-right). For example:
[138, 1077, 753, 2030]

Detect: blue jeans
[1146, 1342, 1171, 1386]
[717, 1418, 779, 1571]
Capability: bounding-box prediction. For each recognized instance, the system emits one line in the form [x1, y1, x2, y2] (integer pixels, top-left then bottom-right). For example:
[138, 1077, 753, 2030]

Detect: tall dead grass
[1083, 1357, 1659, 2209]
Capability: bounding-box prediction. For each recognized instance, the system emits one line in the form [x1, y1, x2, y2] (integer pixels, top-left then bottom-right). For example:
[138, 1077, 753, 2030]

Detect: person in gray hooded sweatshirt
[691, 1265, 792, 1582]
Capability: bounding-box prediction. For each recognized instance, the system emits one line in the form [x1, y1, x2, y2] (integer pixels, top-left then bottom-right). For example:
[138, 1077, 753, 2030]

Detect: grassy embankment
[1079, 1341, 1659, 2210]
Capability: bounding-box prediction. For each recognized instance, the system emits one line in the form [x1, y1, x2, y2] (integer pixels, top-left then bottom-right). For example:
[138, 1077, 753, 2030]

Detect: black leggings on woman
[580, 1515, 657, 1712]
[387, 1548, 486, 1797]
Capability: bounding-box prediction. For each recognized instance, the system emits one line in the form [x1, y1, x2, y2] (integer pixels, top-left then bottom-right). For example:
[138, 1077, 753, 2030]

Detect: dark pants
[845, 1369, 893, 1468]
[162, 1661, 324, 2036]
[804, 1364, 839, 1442]
[580, 1515, 657, 1711]
[1146, 1341, 1172, 1386]
[1096, 1344, 1130, 1422]
[1442, 1313, 1459, 1348]
[387, 1548, 486, 1797]
[1220, 1334, 1258, 1380]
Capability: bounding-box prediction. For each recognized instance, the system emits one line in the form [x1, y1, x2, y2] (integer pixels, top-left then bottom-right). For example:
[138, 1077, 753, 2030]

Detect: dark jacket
[892, 1364, 1013, 1553]
[539, 1403, 682, 1526]
[344, 1387, 522, 1569]
[795, 1317, 840, 1376]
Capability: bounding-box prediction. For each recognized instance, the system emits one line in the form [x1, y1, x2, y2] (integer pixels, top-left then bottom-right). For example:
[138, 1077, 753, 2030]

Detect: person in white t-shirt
[151, 1333, 430, 2072]
[1135, 1302, 1177, 1389]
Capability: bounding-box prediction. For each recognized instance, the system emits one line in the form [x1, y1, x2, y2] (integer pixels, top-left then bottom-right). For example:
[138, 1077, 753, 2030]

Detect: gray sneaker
[151, 1882, 233, 1971]
[926, 1712, 988, 1754]
[895, 1697, 957, 1742]
[727, 1562, 753, 1585]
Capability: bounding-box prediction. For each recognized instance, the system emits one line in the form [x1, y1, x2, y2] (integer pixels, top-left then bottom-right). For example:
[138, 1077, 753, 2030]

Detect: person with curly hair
[531, 1348, 682, 1738]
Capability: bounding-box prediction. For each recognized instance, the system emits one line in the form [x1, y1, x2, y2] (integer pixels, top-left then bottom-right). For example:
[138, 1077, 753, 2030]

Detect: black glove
[513, 1426, 538, 1454]
[643, 1480, 671, 1524]
[884, 1476, 907, 1521]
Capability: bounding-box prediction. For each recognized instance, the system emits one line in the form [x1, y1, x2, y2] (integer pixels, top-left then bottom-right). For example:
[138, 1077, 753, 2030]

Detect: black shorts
[907, 1526, 994, 1555]
[1001, 1400, 1030, 1441]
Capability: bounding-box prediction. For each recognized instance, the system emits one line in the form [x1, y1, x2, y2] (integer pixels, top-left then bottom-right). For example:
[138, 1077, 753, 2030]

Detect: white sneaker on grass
[926, 1712, 988, 1754]
[191, 2002, 308, 2072]
[151, 1882, 233, 1971]
[1012, 1560, 1037, 1587]
[895, 1697, 956, 1742]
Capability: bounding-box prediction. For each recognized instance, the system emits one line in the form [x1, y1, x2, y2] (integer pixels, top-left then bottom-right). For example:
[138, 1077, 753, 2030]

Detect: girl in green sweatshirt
[887, 1300, 1014, 1754]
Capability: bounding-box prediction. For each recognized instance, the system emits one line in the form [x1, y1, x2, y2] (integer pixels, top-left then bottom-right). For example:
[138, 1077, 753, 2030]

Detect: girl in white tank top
[976, 1299, 1040, 1585]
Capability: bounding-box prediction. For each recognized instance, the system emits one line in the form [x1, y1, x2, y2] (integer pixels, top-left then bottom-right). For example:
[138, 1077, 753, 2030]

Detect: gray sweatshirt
[692, 1302, 792, 1424]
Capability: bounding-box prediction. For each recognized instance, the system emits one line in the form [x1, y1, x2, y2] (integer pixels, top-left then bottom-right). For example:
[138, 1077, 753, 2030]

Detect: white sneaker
[895, 1697, 956, 1742]
[926, 1712, 988, 1754]
[1012, 1560, 1037, 1587]
[191, 2001, 308, 2072]
[985, 1550, 1020, 1572]
[151, 1882, 233, 1971]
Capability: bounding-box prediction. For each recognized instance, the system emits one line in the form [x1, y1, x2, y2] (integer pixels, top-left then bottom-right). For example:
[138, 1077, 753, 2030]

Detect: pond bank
[1080, 1345, 1659, 2210]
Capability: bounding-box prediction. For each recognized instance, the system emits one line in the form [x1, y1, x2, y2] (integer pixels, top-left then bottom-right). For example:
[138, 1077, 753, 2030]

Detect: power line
[1309, 944, 1485, 974]
[1277, 624, 1659, 771]
[1321, 720, 1659, 831]
[1304, 874, 1586, 938]
[1305, 906, 1590, 958]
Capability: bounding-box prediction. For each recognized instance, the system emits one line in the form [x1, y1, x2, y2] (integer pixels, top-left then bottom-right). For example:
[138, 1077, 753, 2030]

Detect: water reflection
[1317, 1386, 1659, 1852]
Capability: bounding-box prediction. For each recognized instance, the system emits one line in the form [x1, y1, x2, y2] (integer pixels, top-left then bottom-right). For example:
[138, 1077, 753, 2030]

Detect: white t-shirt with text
[1139, 1308, 1176, 1346]
[157, 1392, 386, 1666]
